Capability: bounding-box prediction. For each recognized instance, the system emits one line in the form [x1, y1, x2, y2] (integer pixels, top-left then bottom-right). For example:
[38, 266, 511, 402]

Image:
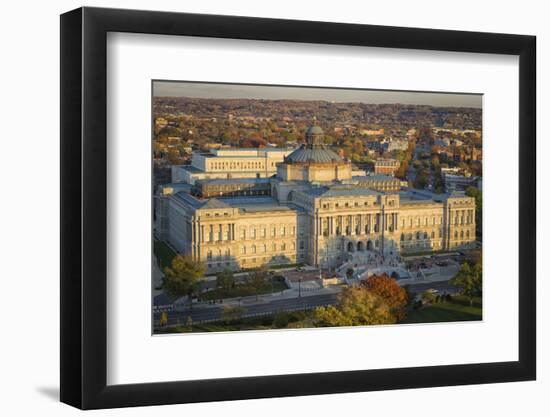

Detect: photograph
[152, 81, 483, 334]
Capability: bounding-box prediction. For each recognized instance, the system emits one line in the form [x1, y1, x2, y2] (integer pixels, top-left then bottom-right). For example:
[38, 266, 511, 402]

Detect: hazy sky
[153, 81, 482, 108]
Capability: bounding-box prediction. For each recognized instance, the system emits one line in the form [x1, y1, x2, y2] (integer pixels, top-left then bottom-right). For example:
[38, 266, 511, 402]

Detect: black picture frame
[60, 6, 536, 410]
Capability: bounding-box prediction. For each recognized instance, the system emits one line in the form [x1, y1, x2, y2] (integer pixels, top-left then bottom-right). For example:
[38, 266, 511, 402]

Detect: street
[154, 279, 458, 327]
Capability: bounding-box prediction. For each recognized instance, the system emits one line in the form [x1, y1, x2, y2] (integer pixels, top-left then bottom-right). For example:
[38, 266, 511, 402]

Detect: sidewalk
[186, 283, 343, 311]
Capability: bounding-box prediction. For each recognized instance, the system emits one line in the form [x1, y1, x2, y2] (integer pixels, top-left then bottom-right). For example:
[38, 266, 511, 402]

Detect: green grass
[154, 240, 177, 269]
[198, 280, 288, 301]
[402, 295, 482, 324]
[156, 312, 308, 333]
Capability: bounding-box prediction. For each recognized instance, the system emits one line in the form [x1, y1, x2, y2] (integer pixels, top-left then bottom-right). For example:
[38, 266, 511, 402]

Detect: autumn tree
[313, 286, 395, 327]
[361, 274, 408, 320]
[162, 255, 206, 309]
[159, 311, 168, 327]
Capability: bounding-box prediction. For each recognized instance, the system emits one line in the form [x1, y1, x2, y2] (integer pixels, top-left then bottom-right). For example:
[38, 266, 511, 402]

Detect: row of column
[199, 223, 236, 243]
[453, 209, 475, 225]
[319, 212, 399, 237]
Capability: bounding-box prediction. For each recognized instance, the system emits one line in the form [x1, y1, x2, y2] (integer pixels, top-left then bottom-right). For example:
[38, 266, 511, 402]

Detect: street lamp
[298, 278, 302, 298]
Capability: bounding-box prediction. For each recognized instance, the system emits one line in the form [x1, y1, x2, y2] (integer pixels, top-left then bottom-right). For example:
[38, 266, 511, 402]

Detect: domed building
[276, 125, 353, 182]
[156, 124, 477, 274]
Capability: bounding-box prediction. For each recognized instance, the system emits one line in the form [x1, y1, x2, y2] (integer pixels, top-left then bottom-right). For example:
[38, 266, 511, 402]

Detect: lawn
[402, 295, 482, 324]
[154, 240, 177, 269]
[156, 311, 309, 333]
[198, 280, 288, 301]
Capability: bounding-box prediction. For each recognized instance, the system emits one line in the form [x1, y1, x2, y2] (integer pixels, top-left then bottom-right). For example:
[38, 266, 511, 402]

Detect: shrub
[273, 311, 290, 328]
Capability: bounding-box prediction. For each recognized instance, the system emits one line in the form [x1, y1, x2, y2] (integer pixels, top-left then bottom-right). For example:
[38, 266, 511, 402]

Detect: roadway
[154, 280, 458, 326]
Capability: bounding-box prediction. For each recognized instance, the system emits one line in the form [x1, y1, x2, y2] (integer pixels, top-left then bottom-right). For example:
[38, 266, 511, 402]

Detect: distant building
[353, 175, 402, 193]
[434, 138, 451, 147]
[171, 147, 293, 184]
[374, 159, 400, 176]
[470, 147, 482, 161]
[360, 128, 385, 136]
[443, 172, 479, 193]
[383, 140, 408, 152]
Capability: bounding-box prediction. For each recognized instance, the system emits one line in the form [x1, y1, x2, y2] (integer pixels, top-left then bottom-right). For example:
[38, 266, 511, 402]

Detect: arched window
[252, 245, 256, 254]
[400, 233, 405, 241]
[466, 230, 470, 238]
[454, 231, 458, 239]
[207, 250, 212, 259]
[416, 232, 421, 240]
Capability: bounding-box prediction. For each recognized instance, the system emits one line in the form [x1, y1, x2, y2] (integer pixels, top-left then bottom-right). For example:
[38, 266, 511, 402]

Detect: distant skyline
[153, 81, 482, 108]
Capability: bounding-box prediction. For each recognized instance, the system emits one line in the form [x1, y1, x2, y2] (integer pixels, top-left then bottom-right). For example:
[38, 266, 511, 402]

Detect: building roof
[200, 198, 231, 209]
[285, 146, 343, 163]
[353, 175, 400, 182]
[179, 165, 204, 173]
[195, 177, 271, 186]
[284, 124, 344, 164]
[303, 185, 380, 198]
[219, 196, 296, 213]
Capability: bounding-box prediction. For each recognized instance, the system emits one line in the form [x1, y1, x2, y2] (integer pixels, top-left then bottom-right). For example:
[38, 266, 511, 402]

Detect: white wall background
[0, 0, 546, 415]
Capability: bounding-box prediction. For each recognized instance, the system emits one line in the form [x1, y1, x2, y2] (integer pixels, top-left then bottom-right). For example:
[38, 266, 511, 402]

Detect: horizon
[153, 81, 482, 109]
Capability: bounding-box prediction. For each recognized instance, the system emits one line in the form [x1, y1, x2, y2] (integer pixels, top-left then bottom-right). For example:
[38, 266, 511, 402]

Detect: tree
[159, 311, 168, 327]
[313, 286, 395, 327]
[221, 306, 246, 324]
[216, 268, 235, 292]
[361, 274, 408, 320]
[273, 311, 290, 328]
[421, 290, 437, 305]
[450, 261, 482, 306]
[346, 268, 355, 280]
[162, 255, 206, 309]
[249, 268, 267, 301]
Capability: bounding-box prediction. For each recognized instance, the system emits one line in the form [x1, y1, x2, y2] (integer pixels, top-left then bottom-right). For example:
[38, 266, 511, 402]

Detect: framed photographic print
[60, 6, 536, 410]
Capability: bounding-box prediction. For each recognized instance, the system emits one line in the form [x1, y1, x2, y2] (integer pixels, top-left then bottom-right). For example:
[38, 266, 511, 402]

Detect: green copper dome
[285, 125, 343, 163]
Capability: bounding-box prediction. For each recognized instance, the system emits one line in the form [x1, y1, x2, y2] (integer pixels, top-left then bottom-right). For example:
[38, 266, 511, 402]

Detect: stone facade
[171, 148, 293, 184]
[374, 159, 400, 176]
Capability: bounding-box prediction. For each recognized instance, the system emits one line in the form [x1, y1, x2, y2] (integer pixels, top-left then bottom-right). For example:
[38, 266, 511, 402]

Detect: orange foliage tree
[361, 273, 408, 321]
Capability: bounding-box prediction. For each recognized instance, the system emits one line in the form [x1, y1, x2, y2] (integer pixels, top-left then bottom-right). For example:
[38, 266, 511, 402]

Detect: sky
[153, 81, 482, 108]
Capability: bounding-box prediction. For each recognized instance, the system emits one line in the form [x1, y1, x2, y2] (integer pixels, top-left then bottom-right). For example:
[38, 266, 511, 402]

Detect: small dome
[284, 123, 342, 164]
[306, 125, 324, 136]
